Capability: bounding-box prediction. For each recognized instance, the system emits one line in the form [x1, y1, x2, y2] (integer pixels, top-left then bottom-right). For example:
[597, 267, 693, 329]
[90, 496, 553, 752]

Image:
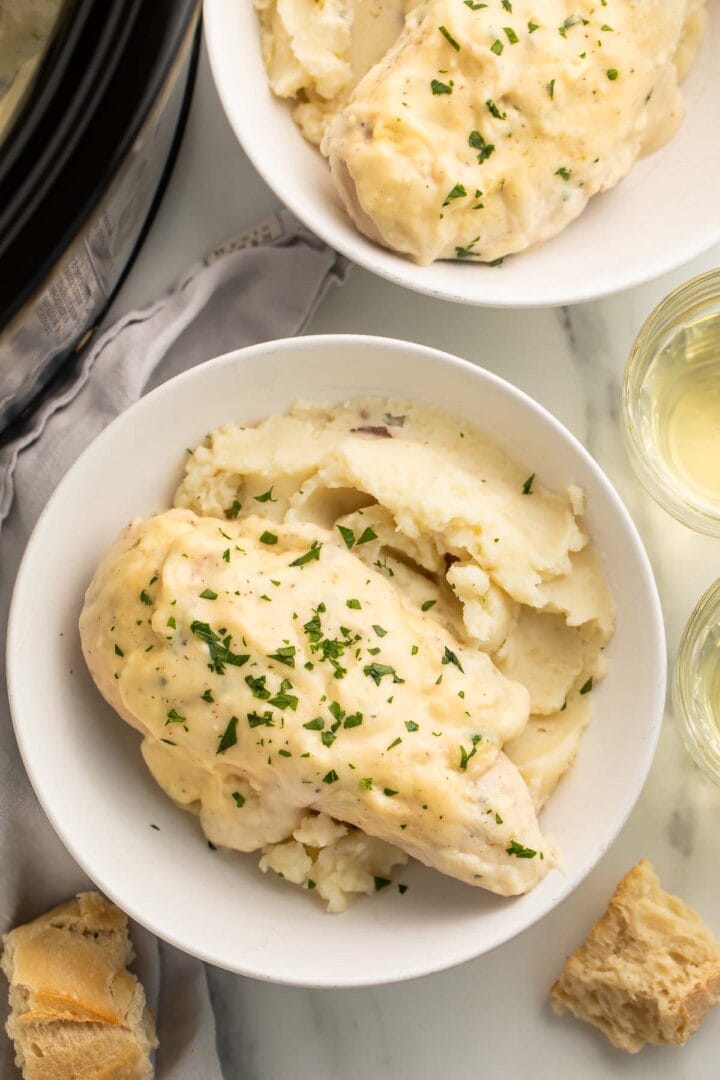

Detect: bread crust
[550, 859, 720, 1052]
[1, 893, 157, 1080]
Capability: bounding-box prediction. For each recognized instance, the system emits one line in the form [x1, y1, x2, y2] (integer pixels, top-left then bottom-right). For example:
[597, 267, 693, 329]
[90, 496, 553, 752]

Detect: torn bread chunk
[550, 860, 720, 1052]
[1, 892, 157, 1080]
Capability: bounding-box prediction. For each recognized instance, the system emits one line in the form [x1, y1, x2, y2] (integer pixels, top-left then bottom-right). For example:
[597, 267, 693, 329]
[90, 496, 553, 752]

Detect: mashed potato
[80, 400, 614, 910]
[255, 0, 705, 264]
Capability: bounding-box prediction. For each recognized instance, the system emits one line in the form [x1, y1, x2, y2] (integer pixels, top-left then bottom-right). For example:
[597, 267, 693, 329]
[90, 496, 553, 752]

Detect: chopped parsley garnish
[323, 770, 339, 784]
[469, 130, 495, 163]
[372, 625, 387, 637]
[216, 715, 239, 753]
[268, 645, 296, 668]
[360, 777, 373, 790]
[166, 616, 176, 629]
[421, 599, 437, 612]
[321, 731, 336, 747]
[438, 25, 460, 51]
[456, 237, 480, 259]
[431, 78, 453, 95]
[459, 743, 477, 770]
[114, 644, 124, 657]
[364, 662, 403, 686]
[547, 78, 555, 99]
[269, 689, 298, 711]
[374, 876, 392, 891]
[247, 710, 274, 728]
[490, 38, 504, 55]
[528, 20, 539, 32]
[442, 646, 464, 672]
[254, 488, 276, 503]
[383, 788, 399, 797]
[522, 473, 535, 495]
[344, 712, 363, 728]
[495, 812, 504, 824]
[139, 590, 153, 606]
[555, 166, 572, 181]
[232, 791, 245, 808]
[227, 499, 242, 519]
[405, 720, 419, 732]
[346, 598, 361, 610]
[357, 526, 378, 545]
[278, 749, 292, 758]
[386, 738, 402, 751]
[199, 588, 218, 600]
[607, 68, 618, 80]
[259, 531, 278, 545]
[486, 98, 506, 119]
[503, 26, 519, 44]
[398, 883, 408, 894]
[337, 524, 356, 549]
[580, 677, 593, 695]
[303, 717, 324, 731]
[190, 621, 249, 674]
[290, 541, 322, 567]
[506, 840, 538, 859]
[202, 689, 214, 703]
[245, 674, 271, 700]
[165, 708, 186, 726]
[303, 612, 322, 642]
[443, 182, 467, 206]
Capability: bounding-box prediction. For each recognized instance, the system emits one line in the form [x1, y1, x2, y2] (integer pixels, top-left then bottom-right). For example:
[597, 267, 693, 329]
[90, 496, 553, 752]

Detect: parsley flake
[217, 716, 239, 753]
[506, 840, 537, 859]
[290, 542, 322, 567]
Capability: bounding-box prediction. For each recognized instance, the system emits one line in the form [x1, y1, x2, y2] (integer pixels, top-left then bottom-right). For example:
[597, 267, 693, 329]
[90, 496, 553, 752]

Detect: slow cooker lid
[0, 0, 199, 331]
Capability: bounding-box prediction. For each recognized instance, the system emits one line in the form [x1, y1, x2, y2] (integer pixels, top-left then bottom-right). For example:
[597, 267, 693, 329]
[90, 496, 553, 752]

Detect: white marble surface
[112, 39, 720, 1080]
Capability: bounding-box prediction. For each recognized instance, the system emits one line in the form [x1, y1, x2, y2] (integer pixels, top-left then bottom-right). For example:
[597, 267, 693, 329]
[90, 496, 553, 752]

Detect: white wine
[640, 311, 720, 509]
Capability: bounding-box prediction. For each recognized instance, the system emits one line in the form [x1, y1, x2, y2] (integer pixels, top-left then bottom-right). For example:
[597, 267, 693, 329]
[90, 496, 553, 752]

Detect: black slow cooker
[0, 0, 200, 431]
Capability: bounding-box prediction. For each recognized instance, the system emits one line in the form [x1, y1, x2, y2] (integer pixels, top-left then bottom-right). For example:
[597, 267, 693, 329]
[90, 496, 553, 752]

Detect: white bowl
[7, 335, 665, 986]
[204, 0, 720, 308]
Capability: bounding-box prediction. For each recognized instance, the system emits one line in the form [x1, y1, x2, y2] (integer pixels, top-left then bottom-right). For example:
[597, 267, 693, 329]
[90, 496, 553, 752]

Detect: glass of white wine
[623, 268, 720, 535]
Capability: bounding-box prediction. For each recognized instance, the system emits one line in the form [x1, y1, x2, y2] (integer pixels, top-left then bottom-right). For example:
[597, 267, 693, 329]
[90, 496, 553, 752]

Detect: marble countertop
[111, 39, 720, 1080]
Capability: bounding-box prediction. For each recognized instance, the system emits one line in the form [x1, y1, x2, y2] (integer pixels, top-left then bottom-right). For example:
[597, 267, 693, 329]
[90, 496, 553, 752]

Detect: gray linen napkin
[0, 209, 348, 1078]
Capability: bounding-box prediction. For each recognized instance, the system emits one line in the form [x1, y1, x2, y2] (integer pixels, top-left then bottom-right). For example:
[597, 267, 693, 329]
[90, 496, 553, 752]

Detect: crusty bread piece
[1, 892, 157, 1079]
[550, 859, 720, 1052]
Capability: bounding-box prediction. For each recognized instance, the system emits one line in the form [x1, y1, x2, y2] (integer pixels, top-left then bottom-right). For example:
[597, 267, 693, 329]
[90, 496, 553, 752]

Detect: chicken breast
[324, 0, 696, 264]
[80, 508, 555, 897]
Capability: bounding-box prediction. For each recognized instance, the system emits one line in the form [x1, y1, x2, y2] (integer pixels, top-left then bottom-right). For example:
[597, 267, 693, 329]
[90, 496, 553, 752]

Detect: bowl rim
[6, 333, 667, 985]
[204, 0, 720, 310]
